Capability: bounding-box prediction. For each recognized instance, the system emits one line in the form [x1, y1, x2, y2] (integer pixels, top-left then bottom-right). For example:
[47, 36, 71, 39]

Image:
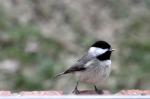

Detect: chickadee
[56, 41, 114, 94]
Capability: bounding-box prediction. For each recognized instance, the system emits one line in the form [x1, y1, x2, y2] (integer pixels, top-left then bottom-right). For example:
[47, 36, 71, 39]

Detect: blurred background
[0, 0, 150, 93]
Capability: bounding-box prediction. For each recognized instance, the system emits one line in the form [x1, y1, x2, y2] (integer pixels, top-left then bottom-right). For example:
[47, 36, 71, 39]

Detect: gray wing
[55, 53, 94, 77]
[77, 53, 94, 64]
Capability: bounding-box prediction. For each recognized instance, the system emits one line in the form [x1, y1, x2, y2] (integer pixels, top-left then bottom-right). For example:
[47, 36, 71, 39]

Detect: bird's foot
[94, 85, 103, 94]
[72, 87, 80, 94]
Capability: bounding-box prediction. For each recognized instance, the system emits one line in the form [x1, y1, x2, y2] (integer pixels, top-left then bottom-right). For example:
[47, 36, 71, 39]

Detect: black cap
[91, 41, 111, 49]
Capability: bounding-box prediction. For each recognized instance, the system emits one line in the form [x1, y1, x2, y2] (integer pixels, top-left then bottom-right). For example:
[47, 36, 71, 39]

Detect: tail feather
[54, 72, 65, 78]
[54, 69, 73, 78]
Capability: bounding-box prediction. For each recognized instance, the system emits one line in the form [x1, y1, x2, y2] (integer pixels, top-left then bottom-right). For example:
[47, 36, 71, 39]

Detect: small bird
[55, 41, 114, 94]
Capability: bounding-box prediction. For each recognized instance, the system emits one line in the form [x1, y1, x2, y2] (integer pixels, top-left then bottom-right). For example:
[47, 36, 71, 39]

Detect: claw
[72, 87, 80, 94]
[94, 85, 103, 94]
[72, 82, 80, 94]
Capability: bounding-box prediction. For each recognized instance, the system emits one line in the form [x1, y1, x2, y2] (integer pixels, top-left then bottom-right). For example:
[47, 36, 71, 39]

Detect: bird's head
[88, 41, 115, 60]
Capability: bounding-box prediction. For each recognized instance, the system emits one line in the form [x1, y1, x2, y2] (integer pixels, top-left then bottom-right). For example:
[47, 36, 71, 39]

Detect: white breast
[75, 59, 111, 84]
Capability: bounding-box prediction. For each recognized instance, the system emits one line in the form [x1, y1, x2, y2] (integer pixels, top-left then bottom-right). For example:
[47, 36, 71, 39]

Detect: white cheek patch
[88, 47, 108, 57]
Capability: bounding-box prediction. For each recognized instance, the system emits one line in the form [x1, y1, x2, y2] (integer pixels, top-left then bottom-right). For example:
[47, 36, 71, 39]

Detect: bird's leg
[94, 85, 103, 94]
[72, 82, 80, 94]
